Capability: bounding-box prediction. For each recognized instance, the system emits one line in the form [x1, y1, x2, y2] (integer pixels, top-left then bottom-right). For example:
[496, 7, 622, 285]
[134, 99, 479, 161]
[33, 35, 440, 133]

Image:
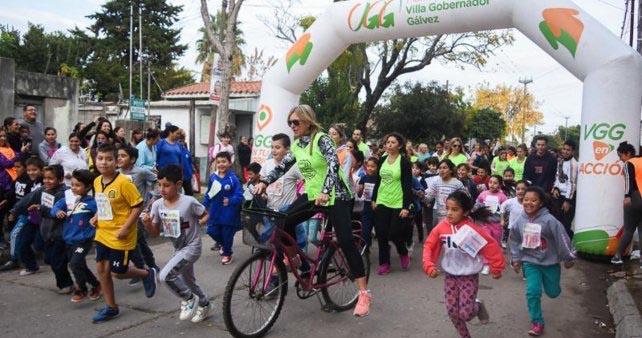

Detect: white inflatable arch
[251, 0, 642, 255]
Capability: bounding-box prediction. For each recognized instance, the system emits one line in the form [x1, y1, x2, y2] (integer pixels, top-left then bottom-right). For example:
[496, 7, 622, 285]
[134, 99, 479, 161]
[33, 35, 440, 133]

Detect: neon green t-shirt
[445, 153, 468, 167]
[377, 156, 403, 209]
[509, 157, 526, 181]
[492, 157, 511, 176]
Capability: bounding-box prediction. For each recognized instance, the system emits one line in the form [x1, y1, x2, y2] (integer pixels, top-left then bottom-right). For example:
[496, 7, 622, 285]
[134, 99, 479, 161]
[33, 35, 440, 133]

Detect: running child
[502, 167, 516, 198]
[52, 169, 101, 302]
[424, 159, 467, 232]
[142, 164, 212, 323]
[423, 191, 505, 338]
[472, 160, 490, 193]
[508, 186, 575, 337]
[11, 164, 73, 292]
[1, 156, 27, 271]
[203, 151, 243, 265]
[500, 180, 529, 248]
[410, 161, 425, 245]
[90, 143, 157, 323]
[9, 156, 44, 275]
[117, 146, 160, 285]
[358, 157, 378, 248]
[475, 175, 508, 245]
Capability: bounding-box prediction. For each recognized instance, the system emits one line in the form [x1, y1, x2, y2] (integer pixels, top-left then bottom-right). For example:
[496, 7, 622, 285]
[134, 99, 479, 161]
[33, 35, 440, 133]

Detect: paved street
[0, 234, 615, 338]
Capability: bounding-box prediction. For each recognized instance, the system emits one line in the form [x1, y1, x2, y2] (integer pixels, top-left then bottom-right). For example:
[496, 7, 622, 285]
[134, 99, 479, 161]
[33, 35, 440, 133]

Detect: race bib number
[267, 178, 284, 196]
[41, 192, 55, 209]
[522, 223, 542, 249]
[484, 195, 500, 213]
[95, 192, 114, 221]
[363, 183, 375, 201]
[160, 209, 181, 238]
[208, 180, 222, 198]
[65, 190, 78, 212]
[451, 225, 488, 258]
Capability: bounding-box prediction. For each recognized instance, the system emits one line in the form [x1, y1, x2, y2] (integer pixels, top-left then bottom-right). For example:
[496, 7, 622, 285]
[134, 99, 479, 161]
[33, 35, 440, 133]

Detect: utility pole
[139, 2, 143, 99]
[563, 116, 570, 141]
[629, 0, 642, 48]
[638, 0, 642, 54]
[147, 59, 151, 118]
[128, 3, 133, 114]
[519, 77, 533, 144]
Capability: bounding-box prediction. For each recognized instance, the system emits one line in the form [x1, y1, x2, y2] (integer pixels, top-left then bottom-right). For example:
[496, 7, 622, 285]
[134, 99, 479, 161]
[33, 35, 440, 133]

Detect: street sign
[131, 97, 146, 121]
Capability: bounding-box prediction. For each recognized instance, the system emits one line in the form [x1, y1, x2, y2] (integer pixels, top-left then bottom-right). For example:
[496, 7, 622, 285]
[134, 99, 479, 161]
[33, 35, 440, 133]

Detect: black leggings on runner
[284, 195, 366, 279]
[616, 190, 642, 257]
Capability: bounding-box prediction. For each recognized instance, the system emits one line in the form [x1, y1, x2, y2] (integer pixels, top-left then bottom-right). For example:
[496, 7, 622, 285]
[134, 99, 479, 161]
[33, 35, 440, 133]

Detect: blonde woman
[255, 105, 371, 317]
[443, 137, 468, 166]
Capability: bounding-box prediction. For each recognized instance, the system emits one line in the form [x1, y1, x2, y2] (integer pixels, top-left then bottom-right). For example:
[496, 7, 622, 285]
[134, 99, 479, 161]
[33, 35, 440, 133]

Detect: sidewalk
[607, 258, 642, 338]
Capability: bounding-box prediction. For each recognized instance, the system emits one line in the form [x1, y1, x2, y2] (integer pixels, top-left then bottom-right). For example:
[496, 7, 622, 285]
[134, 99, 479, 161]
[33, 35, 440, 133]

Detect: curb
[607, 280, 642, 338]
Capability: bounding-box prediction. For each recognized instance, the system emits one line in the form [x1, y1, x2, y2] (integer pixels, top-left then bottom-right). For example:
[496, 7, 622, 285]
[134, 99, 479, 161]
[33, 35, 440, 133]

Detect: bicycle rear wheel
[318, 240, 370, 312]
[223, 251, 288, 338]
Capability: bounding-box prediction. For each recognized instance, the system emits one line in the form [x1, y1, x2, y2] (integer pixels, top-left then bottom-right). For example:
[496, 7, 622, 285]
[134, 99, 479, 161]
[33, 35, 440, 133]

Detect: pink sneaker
[528, 322, 544, 336]
[377, 263, 391, 275]
[353, 290, 371, 317]
[400, 255, 410, 270]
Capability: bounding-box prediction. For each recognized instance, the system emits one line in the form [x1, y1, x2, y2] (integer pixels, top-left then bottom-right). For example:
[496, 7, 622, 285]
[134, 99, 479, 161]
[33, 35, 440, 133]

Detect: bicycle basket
[240, 208, 287, 248]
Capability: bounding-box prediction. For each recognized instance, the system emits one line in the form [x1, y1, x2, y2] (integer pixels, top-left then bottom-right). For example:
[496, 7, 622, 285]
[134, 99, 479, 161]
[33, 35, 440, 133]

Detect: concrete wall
[0, 58, 16, 121]
[0, 57, 79, 145]
[15, 70, 78, 99]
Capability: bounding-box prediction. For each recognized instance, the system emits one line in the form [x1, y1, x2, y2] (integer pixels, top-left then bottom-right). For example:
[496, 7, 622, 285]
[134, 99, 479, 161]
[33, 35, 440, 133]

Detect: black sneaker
[611, 256, 624, 265]
[0, 260, 18, 271]
[128, 277, 141, 286]
[142, 268, 157, 298]
[476, 299, 489, 324]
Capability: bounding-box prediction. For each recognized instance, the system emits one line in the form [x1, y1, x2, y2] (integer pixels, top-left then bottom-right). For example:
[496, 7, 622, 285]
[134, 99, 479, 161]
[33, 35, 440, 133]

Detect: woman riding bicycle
[255, 104, 371, 317]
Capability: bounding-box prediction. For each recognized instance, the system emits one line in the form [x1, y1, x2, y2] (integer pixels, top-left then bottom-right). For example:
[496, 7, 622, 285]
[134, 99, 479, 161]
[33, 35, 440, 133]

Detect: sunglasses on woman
[287, 119, 301, 127]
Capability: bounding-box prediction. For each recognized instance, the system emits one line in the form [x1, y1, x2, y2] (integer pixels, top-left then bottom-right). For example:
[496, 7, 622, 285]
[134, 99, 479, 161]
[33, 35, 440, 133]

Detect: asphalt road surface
[0, 234, 615, 338]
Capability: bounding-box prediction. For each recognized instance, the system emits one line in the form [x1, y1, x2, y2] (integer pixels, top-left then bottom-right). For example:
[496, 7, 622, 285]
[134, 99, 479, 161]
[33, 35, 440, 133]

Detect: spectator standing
[177, 131, 196, 196]
[156, 126, 183, 171]
[352, 128, 370, 159]
[552, 140, 578, 238]
[523, 136, 558, 192]
[237, 136, 252, 181]
[20, 105, 45, 156]
[136, 129, 160, 171]
[4, 117, 23, 153]
[49, 133, 89, 186]
[38, 127, 61, 165]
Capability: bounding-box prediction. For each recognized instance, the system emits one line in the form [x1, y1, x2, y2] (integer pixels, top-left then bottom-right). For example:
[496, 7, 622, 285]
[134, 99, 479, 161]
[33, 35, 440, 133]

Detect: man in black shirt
[523, 136, 558, 192]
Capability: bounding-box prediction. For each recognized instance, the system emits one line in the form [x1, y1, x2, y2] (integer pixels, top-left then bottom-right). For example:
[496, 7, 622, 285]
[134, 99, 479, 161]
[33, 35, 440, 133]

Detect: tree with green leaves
[85, 0, 189, 101]
[0, 24, 89, 78]
[196, 15, 246, 83]
[370, 82, 468, 144]
[263, 0, 514, 136]
[467, 108, 506, 144]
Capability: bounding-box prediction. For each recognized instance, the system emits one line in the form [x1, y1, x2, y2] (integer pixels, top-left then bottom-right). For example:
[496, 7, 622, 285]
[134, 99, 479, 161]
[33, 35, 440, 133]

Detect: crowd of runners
[0, 103, 639, 337]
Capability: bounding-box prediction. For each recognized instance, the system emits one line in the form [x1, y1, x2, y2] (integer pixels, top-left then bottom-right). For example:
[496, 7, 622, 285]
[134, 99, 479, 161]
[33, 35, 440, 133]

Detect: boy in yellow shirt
[90, 144, 156, 323]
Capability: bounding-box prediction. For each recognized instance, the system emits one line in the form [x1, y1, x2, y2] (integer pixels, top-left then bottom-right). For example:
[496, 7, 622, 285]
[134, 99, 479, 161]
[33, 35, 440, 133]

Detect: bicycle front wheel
[222, 251, 288, 338]
[318, 241, 370, 312]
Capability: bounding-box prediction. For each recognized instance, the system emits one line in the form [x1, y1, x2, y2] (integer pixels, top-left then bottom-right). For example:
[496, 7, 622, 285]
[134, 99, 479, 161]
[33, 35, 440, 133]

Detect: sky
[0, 0, 632, 136]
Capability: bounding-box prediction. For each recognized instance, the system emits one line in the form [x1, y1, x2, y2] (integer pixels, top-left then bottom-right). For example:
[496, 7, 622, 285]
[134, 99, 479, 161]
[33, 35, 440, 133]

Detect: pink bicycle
[222, 205, 370, 338]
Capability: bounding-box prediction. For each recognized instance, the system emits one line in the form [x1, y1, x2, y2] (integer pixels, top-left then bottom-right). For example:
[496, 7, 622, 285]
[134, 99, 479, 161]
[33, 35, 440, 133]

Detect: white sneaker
[481, 265, 490, 275]
[19, 268, 38, 276]
[179, 295, 200, 321]
[191, 302, 212, 323]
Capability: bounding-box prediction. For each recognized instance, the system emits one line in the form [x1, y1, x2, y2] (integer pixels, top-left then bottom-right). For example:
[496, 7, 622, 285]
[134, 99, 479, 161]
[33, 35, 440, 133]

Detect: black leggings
[374, 205, 409, 265]
[616, 190, 642, 257]
[284, 195, 366, 279]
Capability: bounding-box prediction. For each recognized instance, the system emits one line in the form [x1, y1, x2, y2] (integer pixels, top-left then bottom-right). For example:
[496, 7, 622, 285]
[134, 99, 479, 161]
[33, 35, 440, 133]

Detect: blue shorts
[95, 241, 130, 274]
